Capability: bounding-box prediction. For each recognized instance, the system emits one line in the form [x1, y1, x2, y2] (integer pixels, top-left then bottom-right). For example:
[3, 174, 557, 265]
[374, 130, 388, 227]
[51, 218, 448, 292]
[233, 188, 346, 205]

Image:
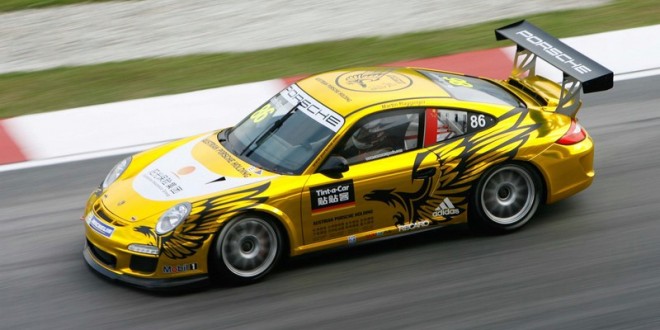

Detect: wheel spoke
[220, 217, 279, 278]
[480, 165, 538, 226]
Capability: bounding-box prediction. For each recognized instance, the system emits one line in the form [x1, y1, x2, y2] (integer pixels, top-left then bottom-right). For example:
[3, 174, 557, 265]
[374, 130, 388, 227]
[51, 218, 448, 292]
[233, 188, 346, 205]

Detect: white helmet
[351, 119, 387, 150]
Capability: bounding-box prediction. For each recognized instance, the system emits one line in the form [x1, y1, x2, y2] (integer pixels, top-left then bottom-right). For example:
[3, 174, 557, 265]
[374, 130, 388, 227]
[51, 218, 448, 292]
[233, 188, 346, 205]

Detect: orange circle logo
[177, 166, 196, 176]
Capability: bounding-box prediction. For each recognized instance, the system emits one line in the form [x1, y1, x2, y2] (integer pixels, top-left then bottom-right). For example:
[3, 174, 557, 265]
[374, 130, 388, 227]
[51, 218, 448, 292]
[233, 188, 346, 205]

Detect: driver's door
[300, 108, 439, 246]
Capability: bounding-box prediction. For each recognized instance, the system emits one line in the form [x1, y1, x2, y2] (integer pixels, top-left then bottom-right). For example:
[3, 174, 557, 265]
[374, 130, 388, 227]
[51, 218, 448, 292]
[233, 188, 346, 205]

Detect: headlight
[101, 156, 132, 190]
[155, 202, 192, 235]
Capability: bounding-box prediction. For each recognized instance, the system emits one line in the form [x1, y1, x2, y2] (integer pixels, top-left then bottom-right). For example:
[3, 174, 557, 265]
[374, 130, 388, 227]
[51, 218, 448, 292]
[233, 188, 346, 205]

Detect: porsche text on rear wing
[495, 20, 613, 117]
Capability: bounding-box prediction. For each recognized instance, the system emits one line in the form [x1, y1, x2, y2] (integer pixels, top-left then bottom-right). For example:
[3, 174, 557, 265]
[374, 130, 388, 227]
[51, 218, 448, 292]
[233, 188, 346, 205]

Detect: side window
[336, 110, 421, 165]
[423, 108, 495, 146]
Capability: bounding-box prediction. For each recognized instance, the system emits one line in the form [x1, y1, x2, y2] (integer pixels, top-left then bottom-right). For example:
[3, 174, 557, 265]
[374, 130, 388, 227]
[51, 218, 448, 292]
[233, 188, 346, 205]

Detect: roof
[296, 67, 451, 117]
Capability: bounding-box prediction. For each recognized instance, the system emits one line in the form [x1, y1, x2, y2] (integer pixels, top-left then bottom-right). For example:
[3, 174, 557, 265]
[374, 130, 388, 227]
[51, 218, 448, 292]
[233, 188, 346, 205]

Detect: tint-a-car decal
[365, 107, 538, 226]
[310, 180, 356, 213]
[135, 182, 270, 259]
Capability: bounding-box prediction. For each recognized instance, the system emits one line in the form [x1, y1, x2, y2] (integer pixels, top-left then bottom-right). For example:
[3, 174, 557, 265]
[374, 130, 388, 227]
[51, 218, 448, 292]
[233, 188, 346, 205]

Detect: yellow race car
[82, 21, 613, 288]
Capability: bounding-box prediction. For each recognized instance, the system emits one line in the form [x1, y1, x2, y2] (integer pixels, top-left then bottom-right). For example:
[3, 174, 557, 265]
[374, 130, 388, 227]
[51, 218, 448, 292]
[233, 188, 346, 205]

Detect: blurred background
[1, 1, 660, 329]
[0, 0, 656, 118]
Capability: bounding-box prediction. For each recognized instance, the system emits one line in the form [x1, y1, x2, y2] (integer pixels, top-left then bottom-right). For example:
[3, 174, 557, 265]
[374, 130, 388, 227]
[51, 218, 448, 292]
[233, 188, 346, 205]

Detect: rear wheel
[211, 214, 282, 284]
[469, 163, 542, 233]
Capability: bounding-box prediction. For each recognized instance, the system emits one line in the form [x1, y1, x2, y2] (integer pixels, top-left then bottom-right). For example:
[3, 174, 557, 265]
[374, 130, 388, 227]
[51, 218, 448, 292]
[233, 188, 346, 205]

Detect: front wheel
[211, 215, 283, 284]
[469, 163, 542, 233]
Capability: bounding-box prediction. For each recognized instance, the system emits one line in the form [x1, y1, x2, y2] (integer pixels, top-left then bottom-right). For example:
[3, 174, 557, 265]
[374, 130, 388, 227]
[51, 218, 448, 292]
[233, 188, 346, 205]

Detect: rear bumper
[532, 136, 595, 204]
[84, 242, 208, 290]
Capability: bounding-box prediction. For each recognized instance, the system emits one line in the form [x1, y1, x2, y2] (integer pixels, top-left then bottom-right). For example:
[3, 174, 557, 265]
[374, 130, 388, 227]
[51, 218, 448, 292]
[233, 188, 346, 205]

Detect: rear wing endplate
[495, 20, 613, 117]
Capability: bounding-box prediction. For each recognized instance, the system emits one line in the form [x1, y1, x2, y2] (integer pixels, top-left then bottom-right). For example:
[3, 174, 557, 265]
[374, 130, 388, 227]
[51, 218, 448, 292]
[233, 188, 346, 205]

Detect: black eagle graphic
[364, 151, 439, 225]
[135, 181, 270, 259]
[364, 107, 539, 225]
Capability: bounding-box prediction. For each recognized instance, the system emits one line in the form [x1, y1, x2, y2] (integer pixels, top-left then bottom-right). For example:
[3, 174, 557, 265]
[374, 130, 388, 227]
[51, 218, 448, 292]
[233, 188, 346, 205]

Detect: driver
[343, 118, 401, 163]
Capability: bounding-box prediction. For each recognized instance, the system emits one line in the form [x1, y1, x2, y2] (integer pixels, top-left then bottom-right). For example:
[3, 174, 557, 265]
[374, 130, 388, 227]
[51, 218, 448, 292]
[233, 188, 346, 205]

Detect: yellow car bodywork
[83, 67, 593, 288]
[83, 21, 611, 288]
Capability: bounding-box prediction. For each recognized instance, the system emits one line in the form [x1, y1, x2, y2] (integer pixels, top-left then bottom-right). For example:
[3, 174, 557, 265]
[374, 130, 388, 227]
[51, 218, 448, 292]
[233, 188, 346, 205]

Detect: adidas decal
[433, 197, 460, 217]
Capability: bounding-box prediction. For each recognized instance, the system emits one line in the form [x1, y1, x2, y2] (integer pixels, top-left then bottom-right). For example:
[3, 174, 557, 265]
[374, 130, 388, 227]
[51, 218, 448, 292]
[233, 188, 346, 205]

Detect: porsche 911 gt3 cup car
[82, 20, 613, 288]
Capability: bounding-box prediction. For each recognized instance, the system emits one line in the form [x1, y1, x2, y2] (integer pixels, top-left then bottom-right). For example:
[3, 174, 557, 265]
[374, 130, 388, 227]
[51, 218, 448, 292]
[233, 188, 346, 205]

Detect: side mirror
[318, 155, 349, 176]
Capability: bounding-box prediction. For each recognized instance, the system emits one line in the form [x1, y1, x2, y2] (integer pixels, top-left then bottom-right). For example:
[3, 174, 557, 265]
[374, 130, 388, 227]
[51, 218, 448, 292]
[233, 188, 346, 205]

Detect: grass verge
[0, 0, 125, 12]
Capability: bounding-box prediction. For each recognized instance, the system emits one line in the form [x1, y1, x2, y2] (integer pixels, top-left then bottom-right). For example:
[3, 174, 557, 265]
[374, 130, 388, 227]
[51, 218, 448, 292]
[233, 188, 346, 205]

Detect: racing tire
[469, 163, 542, 234]
[211, 214, 283, 284]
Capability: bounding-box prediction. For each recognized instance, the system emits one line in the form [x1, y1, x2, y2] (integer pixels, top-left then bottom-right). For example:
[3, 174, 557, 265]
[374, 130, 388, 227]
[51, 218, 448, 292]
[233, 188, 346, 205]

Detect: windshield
[419, 70, 524, 107]
[223, 85, 344, 174]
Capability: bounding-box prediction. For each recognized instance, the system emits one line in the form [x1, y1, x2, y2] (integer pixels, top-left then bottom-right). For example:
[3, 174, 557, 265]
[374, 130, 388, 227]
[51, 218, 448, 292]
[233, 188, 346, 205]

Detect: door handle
[413, 167, 436, 179]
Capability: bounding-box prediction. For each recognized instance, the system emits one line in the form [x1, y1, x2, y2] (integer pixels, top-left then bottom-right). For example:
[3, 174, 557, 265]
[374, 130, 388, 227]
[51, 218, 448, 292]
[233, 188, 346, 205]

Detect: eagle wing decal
[365, 108, 539, 224]
[135, 182, 270, 259]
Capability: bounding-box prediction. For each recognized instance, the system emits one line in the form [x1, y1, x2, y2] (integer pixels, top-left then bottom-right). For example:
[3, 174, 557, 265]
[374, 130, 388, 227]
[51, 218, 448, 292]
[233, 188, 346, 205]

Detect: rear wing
[495, 20, 613, 117]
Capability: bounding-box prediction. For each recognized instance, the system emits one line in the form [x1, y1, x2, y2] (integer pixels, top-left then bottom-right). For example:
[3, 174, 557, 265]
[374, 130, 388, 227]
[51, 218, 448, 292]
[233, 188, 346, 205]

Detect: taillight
[557, 119, 586, 145]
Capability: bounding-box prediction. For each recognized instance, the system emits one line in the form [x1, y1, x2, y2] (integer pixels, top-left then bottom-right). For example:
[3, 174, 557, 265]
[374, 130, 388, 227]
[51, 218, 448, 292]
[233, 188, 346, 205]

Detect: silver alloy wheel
[221, 217, 278, 278]
[480, 165, 536, 225]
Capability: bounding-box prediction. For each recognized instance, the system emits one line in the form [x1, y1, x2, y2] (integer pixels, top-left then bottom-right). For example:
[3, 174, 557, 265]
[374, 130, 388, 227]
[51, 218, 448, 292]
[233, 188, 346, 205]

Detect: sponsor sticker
[397, 220, 430, 232]
[366, 231, 385, 239]
[380, 99, 426, 110]
[132, 135, 274, 201]
[432, 197, 461, 218]
[280, 85, 344, 132]
[177, 166, 196, 176]
[315, 77, 352, 102]
[365, 148, 403, 161]
[144, 168, 184, 196]
[86, 213, 115, 238]
[162, 263, 198, 274]
[336, 70, 412, 92]
[515, 30, 592, 75]
[247, 166, 263, 175]
[250, 103, 276, 123]
[348, 235, 357, 245]
[202, 138, 251, 177]
[443, 76, 473, 88]
[310, 180, 355, 213]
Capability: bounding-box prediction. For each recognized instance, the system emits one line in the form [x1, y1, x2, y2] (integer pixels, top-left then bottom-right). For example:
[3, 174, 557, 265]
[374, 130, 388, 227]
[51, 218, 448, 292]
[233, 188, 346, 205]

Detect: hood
[102, 133, 277, 222]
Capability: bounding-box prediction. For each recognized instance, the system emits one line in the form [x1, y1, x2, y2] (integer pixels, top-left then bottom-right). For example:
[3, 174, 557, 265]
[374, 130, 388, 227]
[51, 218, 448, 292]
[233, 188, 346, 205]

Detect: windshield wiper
[239, 102, 300, 157]
[217, 127, 231, 142]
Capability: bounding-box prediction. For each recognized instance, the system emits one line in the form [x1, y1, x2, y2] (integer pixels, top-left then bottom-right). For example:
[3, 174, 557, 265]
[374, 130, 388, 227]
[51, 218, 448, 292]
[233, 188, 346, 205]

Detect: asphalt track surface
[1, 75, 659, 329]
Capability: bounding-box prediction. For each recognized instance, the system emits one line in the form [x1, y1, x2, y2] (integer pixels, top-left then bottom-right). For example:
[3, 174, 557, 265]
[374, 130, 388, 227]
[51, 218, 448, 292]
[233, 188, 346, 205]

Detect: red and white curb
[1, 24, 659, 172]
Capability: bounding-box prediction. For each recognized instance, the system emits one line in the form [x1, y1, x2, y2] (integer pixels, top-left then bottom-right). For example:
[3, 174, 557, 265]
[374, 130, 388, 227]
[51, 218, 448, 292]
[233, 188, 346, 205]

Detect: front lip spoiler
[83, 245, 209, 290]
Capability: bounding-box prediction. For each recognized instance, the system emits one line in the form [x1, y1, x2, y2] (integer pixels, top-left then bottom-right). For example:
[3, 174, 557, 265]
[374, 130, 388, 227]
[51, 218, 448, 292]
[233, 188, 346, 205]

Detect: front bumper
[84, 241, 208, 289]
[82, 192, 212, 289]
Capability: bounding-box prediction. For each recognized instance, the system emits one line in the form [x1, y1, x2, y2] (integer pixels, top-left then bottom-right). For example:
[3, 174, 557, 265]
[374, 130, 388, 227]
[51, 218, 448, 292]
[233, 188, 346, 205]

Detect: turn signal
[128, 244, 160, 255]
